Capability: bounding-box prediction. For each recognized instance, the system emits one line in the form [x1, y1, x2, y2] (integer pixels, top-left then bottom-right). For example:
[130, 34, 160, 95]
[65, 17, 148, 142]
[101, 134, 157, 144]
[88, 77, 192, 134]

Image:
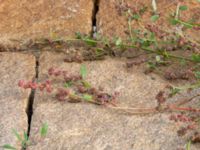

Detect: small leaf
[169, 87, 181, 97]
[195, 71, 200, 79]
[80, 65, 87, 79]
[81, 80, 91, 88]
[191, 54, 200, 62]
[83, 38, 97, 46]
[75, 32, 82, 39]
[179, 5, 188, 11]
[83, 94, 93, 101]
[151, 15, 159, 22]
[95, 48, 105, 56]
[40, 123, 48, 137]
[115, 37, 122, 46]
[155, 55, 161, 62]
[12, 129, 22, 142]
[132, 14, 140, 20]
[170, 19, 179, 25]
[64, 81, 73, 88]
[2, 144, 16, 150]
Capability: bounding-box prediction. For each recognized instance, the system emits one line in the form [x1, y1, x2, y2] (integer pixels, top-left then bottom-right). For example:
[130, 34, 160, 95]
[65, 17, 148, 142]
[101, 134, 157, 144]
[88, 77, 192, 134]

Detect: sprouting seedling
[13, 129, 29, 148]
[2, 129, 30, 149]
[169, 87, 181, 97]
[80, 65, 87, 79]
[40, 123, 48, 137]
[2, 124, 49, 149]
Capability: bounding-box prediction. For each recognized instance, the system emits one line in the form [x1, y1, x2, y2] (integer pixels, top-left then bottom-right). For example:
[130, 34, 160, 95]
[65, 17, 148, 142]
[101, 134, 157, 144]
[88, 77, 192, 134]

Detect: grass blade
[12, 129, 22, 142]
[40, 123, 48, 137]
[2, 144, 16, 150]
[80, 65, 87, 79]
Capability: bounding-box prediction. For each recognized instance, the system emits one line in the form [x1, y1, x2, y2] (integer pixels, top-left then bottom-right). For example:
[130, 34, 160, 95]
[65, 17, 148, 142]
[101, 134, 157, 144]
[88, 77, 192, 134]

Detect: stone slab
[97, 0, 200, 42]
[0, 53, 35, 149]
[29, 51, 200, 150]
[0, 0, 94, 50]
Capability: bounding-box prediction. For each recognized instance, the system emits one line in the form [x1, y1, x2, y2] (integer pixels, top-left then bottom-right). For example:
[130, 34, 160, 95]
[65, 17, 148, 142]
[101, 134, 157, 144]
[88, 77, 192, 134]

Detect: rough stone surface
[0, 53, 35, 149]
[97, 0, 200, 42]
[0, 0, 93, 50]
[29, 51, 200, 150]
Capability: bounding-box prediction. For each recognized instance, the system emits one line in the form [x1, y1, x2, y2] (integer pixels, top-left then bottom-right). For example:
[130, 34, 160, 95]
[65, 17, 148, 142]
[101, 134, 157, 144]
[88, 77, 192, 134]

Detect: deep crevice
[25, 53, 39, 143]
[92, 0, 99, 37]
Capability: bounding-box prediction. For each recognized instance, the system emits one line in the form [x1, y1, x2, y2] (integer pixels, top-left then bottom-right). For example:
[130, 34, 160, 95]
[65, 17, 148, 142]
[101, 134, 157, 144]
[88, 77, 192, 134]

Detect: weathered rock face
[0, 53, 35, 149]
[0, 0, 94, 50]
[97, 0, 200, 42]
[28, 51, 200, 150]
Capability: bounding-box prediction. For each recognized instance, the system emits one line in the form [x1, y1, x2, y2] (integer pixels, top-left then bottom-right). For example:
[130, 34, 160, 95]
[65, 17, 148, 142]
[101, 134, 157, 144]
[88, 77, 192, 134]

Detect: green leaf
[170, 19, 179, 25]
[132, 14, 140, 20]
[75, 32, 82, 39]
[147, 62, 156, 70]
[179, 5, 188, 11]
[81, 80, 91, 88]
[155, 55, 161, 62]
[169, 87, 181, 97]
[151, 15, 159, 22]
[115, 37, 122, 46]
[83, 94, 93, 101]
[191, 54, 200, 62]
[64, 81, 73, 88]
[83, 38, 97, 46]
[95, 48, 105, 56]
[2, 144, 16, 150]
[12, 129, 22, 142]
[80, 65, 87, 79]
[40, 123, 48, 137]
[195, 71, 200, 79]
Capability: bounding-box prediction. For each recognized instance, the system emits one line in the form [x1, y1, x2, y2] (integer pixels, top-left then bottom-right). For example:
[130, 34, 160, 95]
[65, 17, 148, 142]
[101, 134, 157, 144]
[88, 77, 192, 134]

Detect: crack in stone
[92, 0, 99, 38]
[24, 52, 40, 149]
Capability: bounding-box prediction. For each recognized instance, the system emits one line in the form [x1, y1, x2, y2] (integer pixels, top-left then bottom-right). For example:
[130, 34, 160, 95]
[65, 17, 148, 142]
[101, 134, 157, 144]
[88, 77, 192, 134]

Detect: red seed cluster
[38, 80, 53, 93]
[18, 67, 118, 106]
[55, 88, 69, 101]
[18, 80, 53, 93]
[48, 67, 63, 77]
[48, 67, 82, 82]
[177, 123, 197, 136]
[18, 80, 38, 90]
[156, 90, 166, 104]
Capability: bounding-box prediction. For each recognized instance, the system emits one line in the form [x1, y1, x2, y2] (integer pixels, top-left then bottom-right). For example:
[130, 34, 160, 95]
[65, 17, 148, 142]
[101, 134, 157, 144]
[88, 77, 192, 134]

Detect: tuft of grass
[2, 124, 48, 149]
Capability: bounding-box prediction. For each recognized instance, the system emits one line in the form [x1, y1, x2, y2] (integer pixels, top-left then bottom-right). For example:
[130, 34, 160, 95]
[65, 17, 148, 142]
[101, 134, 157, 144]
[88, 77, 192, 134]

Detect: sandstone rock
[28, 51, 200, 150]
[0, 0, 94, 50]
[97, 0, 200, 42]
[0, 53, 35, 149]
